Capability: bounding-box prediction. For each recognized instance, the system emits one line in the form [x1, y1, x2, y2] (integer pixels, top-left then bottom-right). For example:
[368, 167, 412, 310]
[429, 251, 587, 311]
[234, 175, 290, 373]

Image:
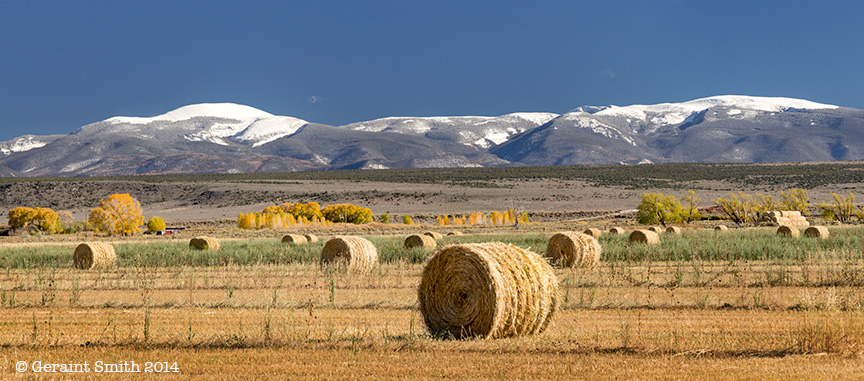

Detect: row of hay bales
[762, 210, 810, 227]
[778, 225, 830, 239]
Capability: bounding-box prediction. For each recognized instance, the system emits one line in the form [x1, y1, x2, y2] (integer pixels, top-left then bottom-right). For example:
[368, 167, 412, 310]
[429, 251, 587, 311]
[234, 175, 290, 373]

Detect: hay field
[2, 228, 864, 378]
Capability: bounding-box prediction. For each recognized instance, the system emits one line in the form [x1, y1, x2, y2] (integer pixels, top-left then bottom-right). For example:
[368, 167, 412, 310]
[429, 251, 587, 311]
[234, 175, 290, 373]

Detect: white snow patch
[727, 109, 742, 116]
[60, 157, 100, 173]
[234, 116, 307, 147]
[1, 136, 51, 156]
[505, 112, 559, 125]
[106, 103, 273, 125]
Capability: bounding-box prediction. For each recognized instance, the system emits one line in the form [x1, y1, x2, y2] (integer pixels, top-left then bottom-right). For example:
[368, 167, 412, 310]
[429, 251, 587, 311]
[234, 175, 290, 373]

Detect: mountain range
[1, 95, 862, 177]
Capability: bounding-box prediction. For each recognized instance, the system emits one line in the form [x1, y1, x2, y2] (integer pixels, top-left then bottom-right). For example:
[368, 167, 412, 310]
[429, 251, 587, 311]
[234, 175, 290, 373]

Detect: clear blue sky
[2, 0, 863, 141]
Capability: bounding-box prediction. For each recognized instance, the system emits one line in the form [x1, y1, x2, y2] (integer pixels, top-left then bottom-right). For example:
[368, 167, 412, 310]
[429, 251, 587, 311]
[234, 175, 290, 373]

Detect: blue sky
[1, 0, 863, 141]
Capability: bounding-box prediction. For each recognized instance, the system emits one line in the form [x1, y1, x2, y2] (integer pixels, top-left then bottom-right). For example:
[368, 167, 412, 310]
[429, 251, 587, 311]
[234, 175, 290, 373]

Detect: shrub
[147, 216, 166, 233]
[637, 193, 683, 226]
[403, 215, 414, 225]
[322, 203, 373, 224]
[8, 206, 63, 234]
[380, 213, 390, 223]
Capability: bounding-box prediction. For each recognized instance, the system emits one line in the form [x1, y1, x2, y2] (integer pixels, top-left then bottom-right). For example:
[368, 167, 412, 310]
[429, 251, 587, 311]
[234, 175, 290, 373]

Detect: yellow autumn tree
[89, 193, 145, 235]
[8, 206, 63, 234]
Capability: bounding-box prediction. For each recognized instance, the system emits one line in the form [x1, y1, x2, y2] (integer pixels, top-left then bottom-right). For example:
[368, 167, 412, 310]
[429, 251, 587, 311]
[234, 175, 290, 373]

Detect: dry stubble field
[2, 228, 864, 379]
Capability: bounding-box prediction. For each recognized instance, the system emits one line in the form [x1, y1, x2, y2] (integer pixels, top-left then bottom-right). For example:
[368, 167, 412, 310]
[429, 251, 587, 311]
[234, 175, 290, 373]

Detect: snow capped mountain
[0, 134, 63, 156]
[340, 112, 558, 148]
[1, 95, 862, 177]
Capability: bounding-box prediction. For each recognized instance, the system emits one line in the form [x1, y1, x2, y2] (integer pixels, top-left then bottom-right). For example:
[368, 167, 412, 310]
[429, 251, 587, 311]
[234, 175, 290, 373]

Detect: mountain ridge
[1, 95, 862, 177]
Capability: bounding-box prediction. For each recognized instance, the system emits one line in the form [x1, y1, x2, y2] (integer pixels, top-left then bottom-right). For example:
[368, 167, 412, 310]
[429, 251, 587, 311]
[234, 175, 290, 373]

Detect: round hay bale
[73, 242, 117, 270]
[665, 226, 682, 235]
[423, 231, 444, 240]
[405, 234, 436, 250]
[304, 234, 319, 243]
[418, 242, 558, 339]
[777, 225, 800, 238]
[804, 226, 830, 239]
[446, 231, 464, 236]
[714, 225, 728, 231]
[582, 228, 602, 238]
[545, 231, 601, 268]
[608, 227, 626, 235]
[189, 237, 221, 250]
[647, 226, 664, 234]
[281, 234, 308, 245]
[320, 236, 378, 272]
[629, 229, 660, 245]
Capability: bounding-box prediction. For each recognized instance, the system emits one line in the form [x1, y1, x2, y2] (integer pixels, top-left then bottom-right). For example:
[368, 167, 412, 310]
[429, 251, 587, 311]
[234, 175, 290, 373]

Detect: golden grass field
[2, 226, 864, 379]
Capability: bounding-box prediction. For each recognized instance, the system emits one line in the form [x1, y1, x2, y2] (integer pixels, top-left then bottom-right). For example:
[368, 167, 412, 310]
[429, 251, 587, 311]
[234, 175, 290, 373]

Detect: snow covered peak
[106, 103, 274, 125]
[682, 95, 838, 112]
[568, 95, 838, 126]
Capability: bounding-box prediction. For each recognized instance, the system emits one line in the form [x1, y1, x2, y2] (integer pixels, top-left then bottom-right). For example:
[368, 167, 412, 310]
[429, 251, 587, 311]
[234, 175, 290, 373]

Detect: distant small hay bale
[804, 226, 830, 239]
[281, 234, 308, 245]
[189, 237, 221, 250]
[405, 234, 436, 250]
[446, 231, 464, 236]
[320, 236, 378, 272]
[714, 225, 728, 231]
[629, 229, 660, 245]
[423, 231, 444, 240]
[777, 225, 800, 238]
[73, 242, 116, 270]
[582, 228, 602, 238]
[418, 242, 558, 339]
[545, 231, 601, 268]
[608, 227, 626, 235]
[665, 226, 682, 235]
[647, 226, 664, 234]
[304, 234, 319, 243]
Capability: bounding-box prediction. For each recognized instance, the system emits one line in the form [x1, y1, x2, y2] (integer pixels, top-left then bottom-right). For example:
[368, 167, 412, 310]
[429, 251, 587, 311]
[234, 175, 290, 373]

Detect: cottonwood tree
[89, 193, 145, 235]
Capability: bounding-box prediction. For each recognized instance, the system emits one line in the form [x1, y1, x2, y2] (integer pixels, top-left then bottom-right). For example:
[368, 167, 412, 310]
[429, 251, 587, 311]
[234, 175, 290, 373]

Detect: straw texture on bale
[647, 226, 664, 234]
[405, 234, 436, 249]
[804, 226, 830, 239]
[320, 236, 378, 272]
[545, 231, 601, 268]
[189, 237, 221, 250]
[608, 227, 626, 235]
[281, 234, 308, 245]
[582, 228, 602, 238]
[446, 231, 464, 236]
[665, 226, 682, 235]
[777, 225, 800, 238]
[304, 234, 319, 243]
[73, 242, 116, 270]
[714, 225, 728, 231]
[423, 231, 444, 240]
[629, 229, 660, 245]
[418, 242, 558, 339]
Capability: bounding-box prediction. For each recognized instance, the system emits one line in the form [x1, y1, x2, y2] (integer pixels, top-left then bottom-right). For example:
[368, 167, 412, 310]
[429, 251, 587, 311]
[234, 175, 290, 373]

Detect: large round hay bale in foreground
[583, 228, 602, 238]
[189, 237, 221, 250]
[320, 236, 378, 272]
[73, 242, 117, 270]
[629, 229, 660, 245]
[281, 234, 308, 245]
[418, 242, 558, 339]
[714, 225, 728, 231]
[608, 227, 626, 235]
[405, 234, 436, 249]
[804, 226, 830, 239]
[545, 231, 601, 268]
[304, 234, 319, 243]
[665, 226, 682, 235]
[777, 225, 800, 238]
[423, 231, 444, 240]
